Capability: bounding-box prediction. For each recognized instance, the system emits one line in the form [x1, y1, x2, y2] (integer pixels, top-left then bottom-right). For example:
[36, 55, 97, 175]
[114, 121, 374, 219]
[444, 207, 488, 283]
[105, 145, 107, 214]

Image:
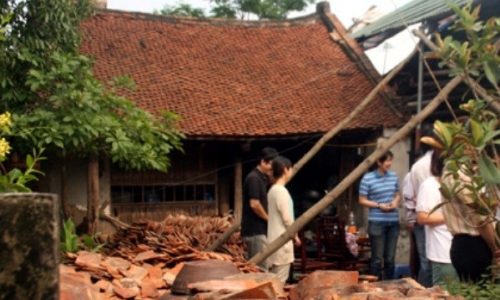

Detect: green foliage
[0, 148, 46, 192]
[434, 101, 500, 218]
[443, 274, 500, 299]
[0, 0, 94, 104]
[81, 233, 106, 253]
[0, 12, 11, 42]
[434, 2, 500, 87]
[431, 4, 500, 245]
[159, 0, 316, 20]
[0, 110, 45, 193]
[60, 218, 106, 254]
[210, 0, 315, 19]
[210, 2, 238, 19]
[1, 1, 184, 172]
[60, 218, 79, 253]
[157, 2, 207, 18]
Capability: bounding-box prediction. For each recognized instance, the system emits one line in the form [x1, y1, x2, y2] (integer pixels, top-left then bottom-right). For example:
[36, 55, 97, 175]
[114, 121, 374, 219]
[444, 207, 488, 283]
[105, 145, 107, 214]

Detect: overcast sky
[106, 0, 419, 74]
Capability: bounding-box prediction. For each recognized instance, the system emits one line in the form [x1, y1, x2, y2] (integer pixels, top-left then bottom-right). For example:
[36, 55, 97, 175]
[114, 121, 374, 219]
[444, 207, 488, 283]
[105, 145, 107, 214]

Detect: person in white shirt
[267, 156, 300, 283]
[409, 124, 434, 287]
[403, 150, 424, 230]
[403, 150, 424, 283]
[416, 148, 458, 286]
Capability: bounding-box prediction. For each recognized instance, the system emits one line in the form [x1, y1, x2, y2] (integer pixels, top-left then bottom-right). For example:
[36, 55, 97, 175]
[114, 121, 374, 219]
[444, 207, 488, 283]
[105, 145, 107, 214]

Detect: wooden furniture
[292, 227, 337, 275]
[291, 216, 372, 281]
[317, 216, 370, 272]
[357, 236, 371, 256]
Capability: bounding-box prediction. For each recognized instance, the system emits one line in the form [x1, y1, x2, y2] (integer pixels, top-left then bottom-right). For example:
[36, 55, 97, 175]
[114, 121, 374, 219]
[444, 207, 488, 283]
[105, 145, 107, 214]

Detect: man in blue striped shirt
[359, 150, 401, 280]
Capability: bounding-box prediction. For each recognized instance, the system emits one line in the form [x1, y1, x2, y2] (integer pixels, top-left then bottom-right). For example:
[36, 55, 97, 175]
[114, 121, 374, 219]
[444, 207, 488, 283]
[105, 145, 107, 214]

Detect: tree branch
[413, 29, 500, 114]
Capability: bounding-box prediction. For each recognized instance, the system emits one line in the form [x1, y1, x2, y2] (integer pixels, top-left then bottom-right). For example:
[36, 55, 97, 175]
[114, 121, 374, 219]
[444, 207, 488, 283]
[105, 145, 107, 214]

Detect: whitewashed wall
[43, 157, 111, 215]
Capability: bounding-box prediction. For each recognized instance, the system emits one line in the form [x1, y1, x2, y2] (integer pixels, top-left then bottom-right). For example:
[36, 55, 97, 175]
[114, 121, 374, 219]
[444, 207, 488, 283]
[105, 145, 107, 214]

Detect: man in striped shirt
[359, 150, 401, 280]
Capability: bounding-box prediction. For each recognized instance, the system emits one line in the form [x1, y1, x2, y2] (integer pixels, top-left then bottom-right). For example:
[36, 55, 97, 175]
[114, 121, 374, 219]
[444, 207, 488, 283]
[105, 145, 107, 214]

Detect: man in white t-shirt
[416, 139, 458, 286]
[403, 150, 423, 282]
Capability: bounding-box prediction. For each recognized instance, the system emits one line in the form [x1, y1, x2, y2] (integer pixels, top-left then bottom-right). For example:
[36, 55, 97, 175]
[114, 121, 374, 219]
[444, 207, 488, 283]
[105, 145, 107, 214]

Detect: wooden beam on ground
[249, 75, 463, 265]
[100, 213, 133, 231]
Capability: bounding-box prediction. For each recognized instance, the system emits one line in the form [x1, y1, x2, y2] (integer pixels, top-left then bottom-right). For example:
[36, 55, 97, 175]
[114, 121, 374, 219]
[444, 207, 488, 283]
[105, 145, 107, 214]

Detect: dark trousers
[414, 223, 432, 287]
[368, 221, 399, 280]
[450, 234, 492, 283]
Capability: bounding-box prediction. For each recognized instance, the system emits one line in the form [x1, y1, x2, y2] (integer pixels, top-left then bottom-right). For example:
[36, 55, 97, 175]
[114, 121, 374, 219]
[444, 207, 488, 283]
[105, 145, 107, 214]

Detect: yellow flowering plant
[0, 113, 11, 158]
[0, 112, 45, 193]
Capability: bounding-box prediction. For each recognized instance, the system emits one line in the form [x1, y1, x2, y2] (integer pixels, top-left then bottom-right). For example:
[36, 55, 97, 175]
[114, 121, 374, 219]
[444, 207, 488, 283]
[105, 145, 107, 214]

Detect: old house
[41, 2, 407, 225]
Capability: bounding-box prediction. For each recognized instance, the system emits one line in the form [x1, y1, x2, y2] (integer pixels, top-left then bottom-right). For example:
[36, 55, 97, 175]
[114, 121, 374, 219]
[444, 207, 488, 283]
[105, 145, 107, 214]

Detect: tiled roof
[80, 7, 404, 138]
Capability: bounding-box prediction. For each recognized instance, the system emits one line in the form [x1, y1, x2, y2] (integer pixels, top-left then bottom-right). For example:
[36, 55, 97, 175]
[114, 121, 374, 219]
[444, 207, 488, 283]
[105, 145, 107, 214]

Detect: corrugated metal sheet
[351, 0, 479, 40]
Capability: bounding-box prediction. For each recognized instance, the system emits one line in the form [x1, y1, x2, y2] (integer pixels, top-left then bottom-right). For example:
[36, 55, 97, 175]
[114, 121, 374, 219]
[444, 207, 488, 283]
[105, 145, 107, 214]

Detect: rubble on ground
[59, 214, 464, 300]
[60, 214, 261, 300]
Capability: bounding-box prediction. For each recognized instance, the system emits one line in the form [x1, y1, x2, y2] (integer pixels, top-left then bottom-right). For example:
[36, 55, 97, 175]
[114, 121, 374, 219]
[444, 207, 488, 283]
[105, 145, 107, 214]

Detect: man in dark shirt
[241, 147, 278, 270]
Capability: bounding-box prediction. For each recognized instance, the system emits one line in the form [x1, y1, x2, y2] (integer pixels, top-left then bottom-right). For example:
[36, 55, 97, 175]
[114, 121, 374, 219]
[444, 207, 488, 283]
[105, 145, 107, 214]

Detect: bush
[443, 272, 500, 299]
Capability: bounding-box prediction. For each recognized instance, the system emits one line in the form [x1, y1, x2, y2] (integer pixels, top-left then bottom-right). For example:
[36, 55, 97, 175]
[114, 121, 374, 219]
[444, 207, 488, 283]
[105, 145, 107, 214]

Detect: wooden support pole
[234, 158, 243, 221]
[87, 155, 100, 235]
[290, 43, 419, 180]
[249, 76, 463, 265]
[61, 149, 69, 219]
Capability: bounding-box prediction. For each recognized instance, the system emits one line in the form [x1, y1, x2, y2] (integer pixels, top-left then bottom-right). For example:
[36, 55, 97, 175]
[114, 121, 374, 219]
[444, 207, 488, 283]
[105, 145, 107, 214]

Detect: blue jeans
[368, 221, 399, 280]
[414, 223, 433, 287]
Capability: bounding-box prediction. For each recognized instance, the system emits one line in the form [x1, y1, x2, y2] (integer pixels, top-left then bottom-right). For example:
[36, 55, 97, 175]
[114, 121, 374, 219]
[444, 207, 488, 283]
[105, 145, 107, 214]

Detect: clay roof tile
[80, 9, 403, 138]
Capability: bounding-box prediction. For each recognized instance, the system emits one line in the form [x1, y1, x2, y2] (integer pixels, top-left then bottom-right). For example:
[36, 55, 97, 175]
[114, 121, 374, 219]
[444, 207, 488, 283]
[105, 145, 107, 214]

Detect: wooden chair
[317, 216, 370, 272]
[291, 225, 338, 277]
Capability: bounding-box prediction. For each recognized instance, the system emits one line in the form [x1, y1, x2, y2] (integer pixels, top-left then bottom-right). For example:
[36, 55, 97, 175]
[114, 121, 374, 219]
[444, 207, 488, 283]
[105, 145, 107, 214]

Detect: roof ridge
[95, 8, 320, 28]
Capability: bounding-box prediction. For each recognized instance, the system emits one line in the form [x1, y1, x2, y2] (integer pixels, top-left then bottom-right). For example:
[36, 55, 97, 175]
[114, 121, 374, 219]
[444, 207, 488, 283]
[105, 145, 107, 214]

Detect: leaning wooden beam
[249, 75, 463, 265]
[290, 43, 419, 179]
[207, 43, 419, 252]
[413, 29, 500, 114]
[100, 213, 132, 231]
[207, 221, 239, 251]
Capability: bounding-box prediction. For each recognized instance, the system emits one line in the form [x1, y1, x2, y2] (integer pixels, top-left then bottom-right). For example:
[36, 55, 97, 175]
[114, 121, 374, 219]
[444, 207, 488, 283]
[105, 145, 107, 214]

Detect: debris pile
[289, 271, 464, 300]
[59, 214, 465, 300]
[101, 214, 254, 271]
[60, 214, 261, 300]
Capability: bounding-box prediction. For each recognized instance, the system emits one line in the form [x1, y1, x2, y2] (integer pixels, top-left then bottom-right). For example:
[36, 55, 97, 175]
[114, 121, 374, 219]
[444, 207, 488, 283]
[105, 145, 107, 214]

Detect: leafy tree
[0, 0, 184, 233]
[0, 12, 9, 41]
[429, 3, 500, 268]
[432, 3, 500, 207]
[158, 0, 315, 20]
[156, 2, 207, 18]
[210, 0, 315, 20]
